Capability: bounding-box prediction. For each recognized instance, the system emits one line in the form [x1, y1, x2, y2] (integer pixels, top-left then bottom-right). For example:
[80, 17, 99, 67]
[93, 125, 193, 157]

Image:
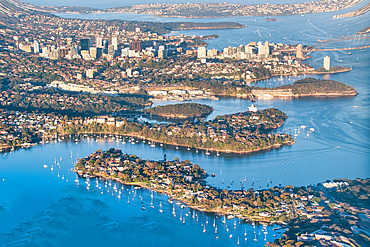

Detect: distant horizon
[21, 0, 309, 9]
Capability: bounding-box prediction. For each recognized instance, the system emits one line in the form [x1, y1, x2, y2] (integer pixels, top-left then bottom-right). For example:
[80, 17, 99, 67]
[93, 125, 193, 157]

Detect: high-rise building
[112, 36, 118, 50]
[296, 44, 304, 59]
[80, 39, 90, 51]
[324, 56, 330, 70]
[197, 46, 206, 59]
[263, 41, 270, 57]
[108, 44, 115, 55]
[126, 68, 132, 77]
[237, 45, 245, 53]
[257, 41, 264, 57]
[157, 45, 167, 58]
[86, 69, 94, 79]
[33, 40, 40, 53]
[130, 40, 141, 52]
[58, 47, 69, 58]
[96, 36, 103, 48]
[207, 48, 217, 58]
[90, 47, 102, 59]
[223, 46, 233, 57]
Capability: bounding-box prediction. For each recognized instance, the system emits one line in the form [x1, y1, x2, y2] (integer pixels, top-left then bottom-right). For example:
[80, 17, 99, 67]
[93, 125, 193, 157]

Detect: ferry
[248, 104, 258, 113]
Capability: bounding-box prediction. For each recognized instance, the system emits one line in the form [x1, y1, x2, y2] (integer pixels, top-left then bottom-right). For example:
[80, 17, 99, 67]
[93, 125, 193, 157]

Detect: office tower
[90, 47, 102, 59]
[112, 36, 118, 50]
[197, 46, 206, 58]
[80, 39, 90, 51]
[263, 41, 270, 56]
[324, 56, 330, 70]
[130, 40, 141, 52]
[108, 44, 115, 55]
[96, 36, 103, 48]
[33, 40, 40, 53]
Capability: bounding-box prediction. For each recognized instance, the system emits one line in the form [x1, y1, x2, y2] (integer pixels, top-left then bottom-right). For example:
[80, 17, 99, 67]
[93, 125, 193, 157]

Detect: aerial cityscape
[0, 0, 369, 246]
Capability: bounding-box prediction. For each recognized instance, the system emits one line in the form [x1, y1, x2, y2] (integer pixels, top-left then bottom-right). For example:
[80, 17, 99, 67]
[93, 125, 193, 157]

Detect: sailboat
[159, 202, 163, 213]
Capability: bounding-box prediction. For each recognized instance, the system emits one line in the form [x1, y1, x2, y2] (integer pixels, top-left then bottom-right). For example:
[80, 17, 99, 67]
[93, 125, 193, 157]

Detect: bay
[1, 3, 369, 246]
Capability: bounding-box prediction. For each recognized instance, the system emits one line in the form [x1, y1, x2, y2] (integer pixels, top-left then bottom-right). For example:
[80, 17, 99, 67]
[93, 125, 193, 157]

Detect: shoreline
[77, 171, 285, 225]
[67, 130, 295, 155]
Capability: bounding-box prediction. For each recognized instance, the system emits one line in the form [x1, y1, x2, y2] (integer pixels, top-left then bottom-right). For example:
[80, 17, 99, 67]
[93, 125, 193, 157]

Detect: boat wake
[100, 221, 119, 229]
[0, 238, 30, 247]
[139, 221, 159, 229]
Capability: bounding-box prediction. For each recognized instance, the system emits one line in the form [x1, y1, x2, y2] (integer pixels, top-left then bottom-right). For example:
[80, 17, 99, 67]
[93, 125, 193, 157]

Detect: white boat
[248, 104, 258, 112]
[159, 202, 163, 213]
[309, 128, 315, 132]
[43, 164, 48, 168]
[203, 225, 206, 233]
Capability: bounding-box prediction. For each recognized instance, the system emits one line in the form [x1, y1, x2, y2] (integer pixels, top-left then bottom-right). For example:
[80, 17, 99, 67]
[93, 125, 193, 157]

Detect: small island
[143, 103, 214, 120]
[75, 149, 369, 247]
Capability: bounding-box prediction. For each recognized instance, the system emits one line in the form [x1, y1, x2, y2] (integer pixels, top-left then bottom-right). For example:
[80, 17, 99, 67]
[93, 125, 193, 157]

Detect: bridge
[305, 33, 370, 54]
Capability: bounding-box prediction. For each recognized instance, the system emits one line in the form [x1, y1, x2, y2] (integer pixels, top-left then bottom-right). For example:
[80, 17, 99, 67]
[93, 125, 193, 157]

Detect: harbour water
[1, 2, 369, 246]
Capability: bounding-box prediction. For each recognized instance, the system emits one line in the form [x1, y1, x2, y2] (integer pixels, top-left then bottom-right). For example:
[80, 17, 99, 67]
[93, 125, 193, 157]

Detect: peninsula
[251, 78, 358, 99]
[60, 108, 293, 154]
[75, 149, 370, 247]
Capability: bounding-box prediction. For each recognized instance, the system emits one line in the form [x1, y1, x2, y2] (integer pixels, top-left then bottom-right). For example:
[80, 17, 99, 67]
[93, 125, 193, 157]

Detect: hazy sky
[22, 0, 308, 9]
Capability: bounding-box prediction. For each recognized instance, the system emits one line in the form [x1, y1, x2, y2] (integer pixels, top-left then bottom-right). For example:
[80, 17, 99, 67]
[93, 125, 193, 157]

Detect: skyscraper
[324, 56, 330, 71]
[130, 40, 141, 52]
[33, 40, 40, 53]
[197, 47, 206, 59]
[96, 36, 103, 48]
[112, 36, 118, 50]
[80, 39, 90, 51]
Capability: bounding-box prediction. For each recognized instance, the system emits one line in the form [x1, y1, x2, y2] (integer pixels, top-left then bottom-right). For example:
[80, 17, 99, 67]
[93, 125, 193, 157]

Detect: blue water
[1, 2, 370, 246]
